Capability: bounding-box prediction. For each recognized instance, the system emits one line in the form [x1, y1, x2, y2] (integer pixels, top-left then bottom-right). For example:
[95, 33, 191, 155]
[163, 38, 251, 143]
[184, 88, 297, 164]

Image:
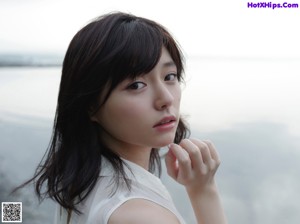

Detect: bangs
[107, 19, 164, 84]
[86, 13, 184, 107]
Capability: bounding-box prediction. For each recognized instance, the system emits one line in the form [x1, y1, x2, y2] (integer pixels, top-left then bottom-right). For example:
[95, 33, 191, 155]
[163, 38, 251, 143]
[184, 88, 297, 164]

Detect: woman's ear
[88, 106, 99, 122]
[90, 115, 98, 122]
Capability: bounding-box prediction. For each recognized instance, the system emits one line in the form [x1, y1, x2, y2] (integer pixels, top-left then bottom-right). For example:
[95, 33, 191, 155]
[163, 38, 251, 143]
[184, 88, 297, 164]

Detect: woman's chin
[152, 138, 175, 148]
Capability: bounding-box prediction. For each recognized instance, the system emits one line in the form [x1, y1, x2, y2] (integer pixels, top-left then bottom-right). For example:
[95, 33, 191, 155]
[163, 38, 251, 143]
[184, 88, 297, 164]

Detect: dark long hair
[15, 12, 190, 216]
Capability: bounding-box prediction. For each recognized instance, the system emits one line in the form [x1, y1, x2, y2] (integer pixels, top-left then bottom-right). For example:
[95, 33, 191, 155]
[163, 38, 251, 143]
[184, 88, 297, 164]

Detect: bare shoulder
[108, 198, 181, 224]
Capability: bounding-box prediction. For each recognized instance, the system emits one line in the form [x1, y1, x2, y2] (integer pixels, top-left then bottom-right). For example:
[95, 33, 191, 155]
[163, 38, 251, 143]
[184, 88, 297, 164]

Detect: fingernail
[168, 143, 174, 149]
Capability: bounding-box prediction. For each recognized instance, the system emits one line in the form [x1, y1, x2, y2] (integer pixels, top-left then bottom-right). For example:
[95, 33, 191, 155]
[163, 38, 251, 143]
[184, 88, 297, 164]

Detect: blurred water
[0, 60, 300, 223]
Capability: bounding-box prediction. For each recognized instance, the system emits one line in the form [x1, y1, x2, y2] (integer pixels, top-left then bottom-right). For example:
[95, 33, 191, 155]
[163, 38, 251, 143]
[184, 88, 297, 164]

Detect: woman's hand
[165, 139, 227, 224]
[165, 138, 220, 193]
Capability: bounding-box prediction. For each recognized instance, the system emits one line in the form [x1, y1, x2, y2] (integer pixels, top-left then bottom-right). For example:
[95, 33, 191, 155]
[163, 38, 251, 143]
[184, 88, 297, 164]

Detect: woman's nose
[154, 84, 174, 110]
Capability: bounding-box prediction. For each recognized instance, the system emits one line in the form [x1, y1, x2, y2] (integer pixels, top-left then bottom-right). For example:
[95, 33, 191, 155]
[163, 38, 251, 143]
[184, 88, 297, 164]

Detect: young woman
[19, 12, 227, 224]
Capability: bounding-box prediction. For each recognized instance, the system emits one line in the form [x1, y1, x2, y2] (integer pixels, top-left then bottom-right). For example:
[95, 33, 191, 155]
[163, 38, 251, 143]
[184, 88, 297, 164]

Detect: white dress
[54, 158, 186, 224]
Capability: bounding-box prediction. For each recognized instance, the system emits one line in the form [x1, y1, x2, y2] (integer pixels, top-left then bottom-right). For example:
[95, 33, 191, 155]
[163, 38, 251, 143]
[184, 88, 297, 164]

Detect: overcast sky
[0, 0, 300, 58]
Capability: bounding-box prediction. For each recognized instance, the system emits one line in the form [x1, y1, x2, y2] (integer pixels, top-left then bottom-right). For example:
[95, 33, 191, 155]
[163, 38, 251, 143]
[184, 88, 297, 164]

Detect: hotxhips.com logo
[247, 2, 299, 9]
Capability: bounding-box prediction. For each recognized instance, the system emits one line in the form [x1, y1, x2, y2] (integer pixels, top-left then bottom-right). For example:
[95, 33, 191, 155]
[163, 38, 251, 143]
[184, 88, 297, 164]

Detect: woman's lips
[153, 116, 176, 131]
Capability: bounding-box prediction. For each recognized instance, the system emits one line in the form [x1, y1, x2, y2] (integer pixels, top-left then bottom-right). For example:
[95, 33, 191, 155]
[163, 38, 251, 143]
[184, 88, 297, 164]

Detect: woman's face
[92, 47, 181, 152]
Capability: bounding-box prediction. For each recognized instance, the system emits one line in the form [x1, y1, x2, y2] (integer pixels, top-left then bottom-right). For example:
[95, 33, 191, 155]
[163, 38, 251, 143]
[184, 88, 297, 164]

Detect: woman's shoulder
[108, 198, 181, 224]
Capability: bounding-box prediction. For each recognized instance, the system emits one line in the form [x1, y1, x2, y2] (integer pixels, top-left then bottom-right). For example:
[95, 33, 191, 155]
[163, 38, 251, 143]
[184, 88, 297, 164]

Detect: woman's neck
[119, 149, 152, 170]
[99, 129, 152, 170]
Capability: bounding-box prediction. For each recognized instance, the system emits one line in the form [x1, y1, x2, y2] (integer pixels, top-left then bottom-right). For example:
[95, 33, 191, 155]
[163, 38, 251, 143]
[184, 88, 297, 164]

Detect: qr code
[2, 202, 22, 223]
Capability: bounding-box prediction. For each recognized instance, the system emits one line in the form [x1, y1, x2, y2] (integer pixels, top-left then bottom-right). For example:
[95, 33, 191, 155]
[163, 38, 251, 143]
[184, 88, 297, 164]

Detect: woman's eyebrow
[162, 61, 176, 68]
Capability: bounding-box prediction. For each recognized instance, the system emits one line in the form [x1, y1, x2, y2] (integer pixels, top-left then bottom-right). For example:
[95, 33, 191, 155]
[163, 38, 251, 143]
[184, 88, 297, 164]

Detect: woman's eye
[165, 73, 178, 81]
[127, 82, 146, 90]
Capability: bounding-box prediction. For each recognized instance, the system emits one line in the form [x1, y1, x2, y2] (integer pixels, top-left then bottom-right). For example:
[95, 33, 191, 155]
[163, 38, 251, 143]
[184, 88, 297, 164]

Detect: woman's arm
[165, 139, 227, 224]
[108, 198, 181, 224]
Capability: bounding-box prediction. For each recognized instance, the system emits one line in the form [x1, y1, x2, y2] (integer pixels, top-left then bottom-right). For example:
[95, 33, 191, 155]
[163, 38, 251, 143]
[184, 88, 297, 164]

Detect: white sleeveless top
[54, 158, 186, 224]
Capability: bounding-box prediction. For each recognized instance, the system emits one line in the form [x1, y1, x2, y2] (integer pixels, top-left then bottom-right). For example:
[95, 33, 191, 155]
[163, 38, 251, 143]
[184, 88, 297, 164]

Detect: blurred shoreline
[2, 53, 299, 67]
[0, 54, 63, 67]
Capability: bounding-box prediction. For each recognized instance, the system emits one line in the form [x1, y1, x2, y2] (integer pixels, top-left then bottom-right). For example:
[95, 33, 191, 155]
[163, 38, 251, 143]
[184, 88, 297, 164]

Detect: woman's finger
[179, 139, 203, 170]
[189, 139, 213, 164]
[166, 143, 191, 179]
[203, 140, 220, 163]
[165, 147, 178, 180]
